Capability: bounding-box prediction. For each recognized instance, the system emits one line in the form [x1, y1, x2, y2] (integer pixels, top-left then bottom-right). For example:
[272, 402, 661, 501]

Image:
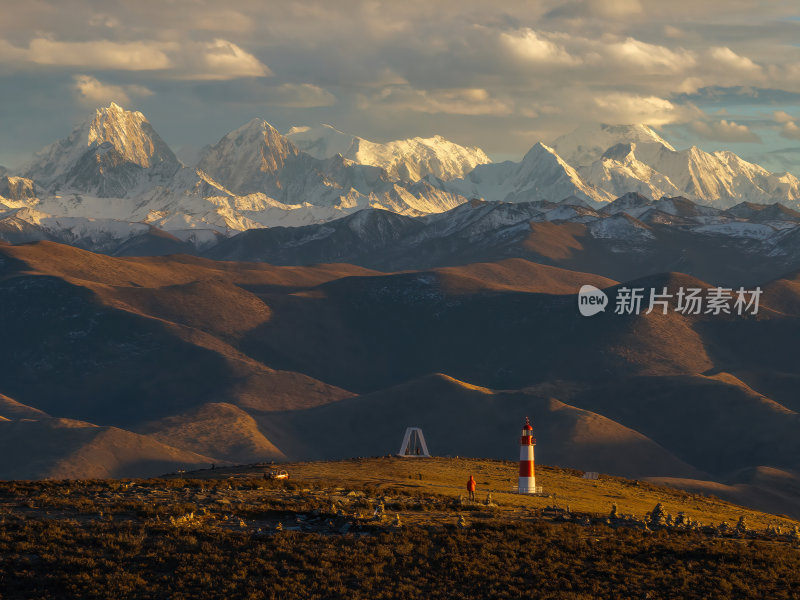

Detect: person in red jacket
[467, 475, 476, 501]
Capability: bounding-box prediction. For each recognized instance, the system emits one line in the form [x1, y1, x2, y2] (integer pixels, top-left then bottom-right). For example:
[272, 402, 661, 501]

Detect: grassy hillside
[1, 458, 799, 599]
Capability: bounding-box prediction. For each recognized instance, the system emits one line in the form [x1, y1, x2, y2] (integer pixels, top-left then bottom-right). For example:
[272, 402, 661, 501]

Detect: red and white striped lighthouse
[518, 416, 536, 494]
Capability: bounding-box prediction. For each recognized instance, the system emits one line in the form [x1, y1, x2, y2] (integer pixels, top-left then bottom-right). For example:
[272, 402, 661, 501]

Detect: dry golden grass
[196, 457, 799, 532]
[0, 241, 379, 289]
[135, 402, 286, 463]
[2, 458, 800, 599]
[434, 258, 617, 295]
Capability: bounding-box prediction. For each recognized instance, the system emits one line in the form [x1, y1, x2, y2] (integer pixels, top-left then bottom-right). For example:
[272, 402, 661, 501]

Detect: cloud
[189, 11, 254, 33]
[663, 25, 685, 39]
[26, 39, 172, 70]
[678, 77, 705, 94]
[773, 111, 800, 140]
[585, 0, 643, 19]
[546, 0, 643, 21]
[88, 14, 121, 29]
[690, 119, 762, 142]
[0, 39, 28, 62]
[780, 121, 800, 140]
[189, 39, 271, 80]
[708, 47, 763, 77]
[497, 29, 696, 75]
[603, 38, 695, 73]
[499, 28, 579, 65]
[368, 86, 513, 116]
[3, 1, 800, 165]
[590, 93, 693, 126]
[267, 83, 336, 107]
[72, 75, 153, 107]
[0, 37, 270, 80]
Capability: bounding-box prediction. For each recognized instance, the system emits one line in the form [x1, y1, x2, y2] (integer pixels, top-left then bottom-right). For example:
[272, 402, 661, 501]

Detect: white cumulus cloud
[72, 75, 153, 107]
[27, 39, 172, 70]
[591, 93, 691, 126]
[369, 86, 513, 116]
[780, 121, 800, 140]
[603, 38, 696, 73]
[499, 28, 579, 65]
[190, 39, 271, 80]
[0, 37, 270, 81]
[690, 119, 762, 143]
[774, 111, 800, 140]
[708, 47, 763, 77]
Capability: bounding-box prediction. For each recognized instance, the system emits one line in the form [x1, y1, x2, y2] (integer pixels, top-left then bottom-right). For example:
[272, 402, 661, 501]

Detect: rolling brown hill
[650, 465, 800, 523]
[239, 270, 715, 392]
[258, 373, 702, 479]
[134, 402, 285, 464]
[0, 393, 49, 420]
[566, 373, 800, 476]
[0, 417, 213, 479]
[0, 242, 356, 424]
[434, 258, 617, 294]
[1, 240, 799, 519]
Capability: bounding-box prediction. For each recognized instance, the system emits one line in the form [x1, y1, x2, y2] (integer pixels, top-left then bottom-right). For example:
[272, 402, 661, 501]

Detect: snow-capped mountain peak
[7, 105, 800, 254]
[285, 124, 490, 181]
[519, 142, 563, 167]
[85, 102, 173, 169]
[196, 118, 300, 194]
[508, 142, 610, 203]
[285, 124, 357, 159]
[444, 141, 612, 205]
[22, 102, 179, 195]
[552, 123, 675, 167]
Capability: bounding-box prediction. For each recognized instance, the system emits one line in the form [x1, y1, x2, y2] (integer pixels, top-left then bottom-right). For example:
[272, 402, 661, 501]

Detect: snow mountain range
[2, 103, 800, 257]
[285, 123, 490, 181]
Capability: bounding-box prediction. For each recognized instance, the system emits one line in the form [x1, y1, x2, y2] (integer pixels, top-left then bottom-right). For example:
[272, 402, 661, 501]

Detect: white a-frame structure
[397, 427, 431, 457]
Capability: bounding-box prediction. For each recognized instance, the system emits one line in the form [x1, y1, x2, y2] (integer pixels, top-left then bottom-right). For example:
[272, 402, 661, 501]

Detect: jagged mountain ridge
[444, 142, 615, 205]
[4, 185, 800, 285]
[551, 123, 677, 166]
[441, 124, 800, 209]
[3, 105, 800, 253]
[285, 123, 491, 181]
[195, 119, 465, 215]
[22, 103, 181, 197]
[579, 141, 800, 208]
[5, 105, 472, 237]
[551, 123, 800, 207]
[204, 194, 800, 286]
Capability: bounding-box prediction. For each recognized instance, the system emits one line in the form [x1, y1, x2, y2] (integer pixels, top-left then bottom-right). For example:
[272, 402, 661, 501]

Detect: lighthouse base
[518, 477, 537, 494]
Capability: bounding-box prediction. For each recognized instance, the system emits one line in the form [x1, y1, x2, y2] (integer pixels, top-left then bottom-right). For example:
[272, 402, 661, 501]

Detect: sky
[2, 0, 800, 174]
